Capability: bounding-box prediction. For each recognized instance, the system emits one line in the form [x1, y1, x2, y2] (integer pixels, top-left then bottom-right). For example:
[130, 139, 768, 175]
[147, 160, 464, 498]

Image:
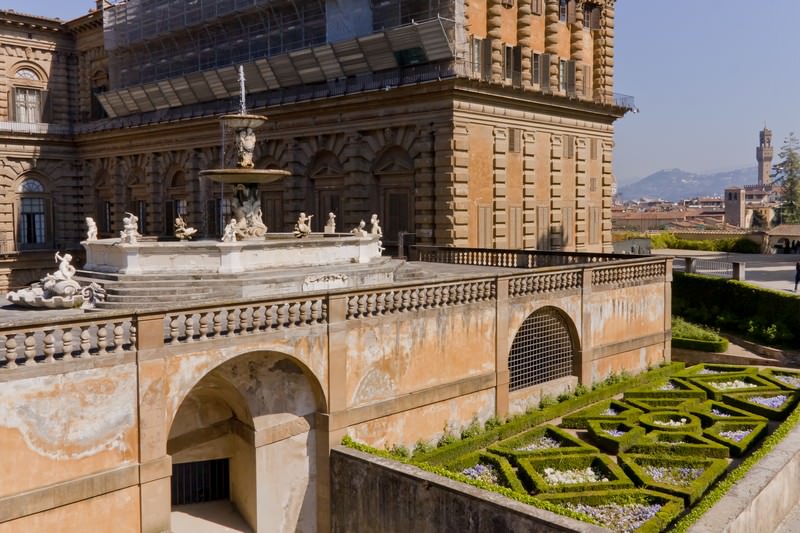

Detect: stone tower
[757, 126, 773, 185]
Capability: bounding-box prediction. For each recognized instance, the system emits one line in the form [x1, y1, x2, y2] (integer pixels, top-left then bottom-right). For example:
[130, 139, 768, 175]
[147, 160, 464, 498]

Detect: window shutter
[482, 39, 492, 80]
[541, 54, 551, 92]
[532, 0, 542, 15]
[566, 60, 576, 96]
[7, 87, 14, 121]
[40, 90, 51, 123]
[591, 5, 601, 29]
[582, 64, 591, 97]
[164, 201, 175, 235]
[513, 46, 521, 74]
[567, 0, 576, 23]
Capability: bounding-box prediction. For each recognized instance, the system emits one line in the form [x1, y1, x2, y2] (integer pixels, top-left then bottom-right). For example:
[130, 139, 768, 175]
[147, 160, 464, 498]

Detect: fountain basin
[83, 234, 383, 275]
[199, 168, 291, 184]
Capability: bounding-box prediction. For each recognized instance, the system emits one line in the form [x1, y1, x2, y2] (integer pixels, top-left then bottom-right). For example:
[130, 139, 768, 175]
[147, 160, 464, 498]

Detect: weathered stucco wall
[0, 364, 138, 497]
[330, 446, 604, 533]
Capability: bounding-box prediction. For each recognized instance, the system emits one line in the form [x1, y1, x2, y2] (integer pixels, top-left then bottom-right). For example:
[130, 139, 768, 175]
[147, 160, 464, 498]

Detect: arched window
[17, 178, 50, 249]
[11, 66, 49, 123]
[508, 307, 577, 391]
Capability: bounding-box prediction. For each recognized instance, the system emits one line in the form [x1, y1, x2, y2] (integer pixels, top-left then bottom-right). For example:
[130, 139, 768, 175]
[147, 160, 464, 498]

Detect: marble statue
[235, 127, 257, 169]
[232, 184, 267, 239]
[174, 214, 198, 241]
[6, 251, 106, 309]
[324, 212, 336, 234]
[120, 212, 141, 244]
[85, 217, 98, 241]
[351, 220, 368, 237]
[370, 214, 382, 237]
[222, 218, 238, 242]
[293, 212, 313, 238]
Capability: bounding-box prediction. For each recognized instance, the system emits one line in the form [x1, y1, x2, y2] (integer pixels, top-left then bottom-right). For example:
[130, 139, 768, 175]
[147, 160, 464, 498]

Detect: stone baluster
[97, 324, 108, 355]
[23, 332, 36, 365]
[213, 311, 222, 337]
[288, 303, 300, 326]
[80, 327, 91, 357]
[5, 335, 17, 369]
[185, 314, 195, 341]
[43, 329, 56, 363]
[277, 304, 288, 328]
[169, 316, 180, 345]
[266, 305, 277, 328]
[239, 307, 249, 334]
[113, 322, 125, 353]
[226, 309, 237, 336]
[311, 300, 322, 322]
[62, 328, 74, 359]
[198, 312, 209, 340]
[129, 322, 137, 350]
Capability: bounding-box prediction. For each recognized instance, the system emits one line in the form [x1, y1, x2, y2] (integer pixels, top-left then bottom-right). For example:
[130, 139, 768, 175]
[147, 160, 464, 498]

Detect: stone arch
[306, 150, 344, 232]
[507, 305, 581, 392]
[372, 145, 416, 245]
[166, 350, 326, 533]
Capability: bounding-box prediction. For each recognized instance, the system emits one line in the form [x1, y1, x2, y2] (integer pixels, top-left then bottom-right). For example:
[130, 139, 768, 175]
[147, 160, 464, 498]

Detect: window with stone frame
[17, 178, 51, 249]
[10, 67, 49, 123]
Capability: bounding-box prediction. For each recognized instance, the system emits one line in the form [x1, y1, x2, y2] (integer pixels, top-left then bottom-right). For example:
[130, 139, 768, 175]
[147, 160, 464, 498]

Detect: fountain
[78, 67, 389, 305]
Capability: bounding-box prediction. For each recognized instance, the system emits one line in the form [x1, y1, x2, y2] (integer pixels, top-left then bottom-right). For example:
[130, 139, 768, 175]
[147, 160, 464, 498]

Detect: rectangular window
[508, 206, 522, 249]
[504, 45, 514, 80]
[532, 0, 542, 15]
[559, 59, 568, 92]
[533, 53, 541, 86]
[14, 88, 41, 123]
[559, 0, 568, 21]
[470, 37, 483, 75]
[537, 206, 550, 250]
[508, 127, 522, 153]
[564, 135, 574, 159]
[584, 3, 601, 30]
[478, 205, 492, 248]
[562, 206, 573, 248]
[589, 206, 601, 244]
[20, 198, 46, 245]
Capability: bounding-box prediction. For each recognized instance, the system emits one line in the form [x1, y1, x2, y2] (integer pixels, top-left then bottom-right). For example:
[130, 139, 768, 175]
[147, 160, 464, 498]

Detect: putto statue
[85, 217, 98, 241]
[222, 218, 239, 242]
[293, 212, 313, 238]
[324, 212, 336, 234]
[120, 212, 141, 244]
[6, 251, 105, 309]
[231, 184, 267, 239]
[370, 214, 382, 237]
[351, 220, 368, 237]
[174, 214, 198, 241]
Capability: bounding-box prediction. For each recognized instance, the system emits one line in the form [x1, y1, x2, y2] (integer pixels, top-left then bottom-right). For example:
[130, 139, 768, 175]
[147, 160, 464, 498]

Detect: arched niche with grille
[508, 306, 578, 391]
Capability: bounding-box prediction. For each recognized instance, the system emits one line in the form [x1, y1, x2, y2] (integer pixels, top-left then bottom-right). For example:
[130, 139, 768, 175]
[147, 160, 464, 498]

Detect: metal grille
[171, 458, 230, 506]
[509, 308, 575, 391]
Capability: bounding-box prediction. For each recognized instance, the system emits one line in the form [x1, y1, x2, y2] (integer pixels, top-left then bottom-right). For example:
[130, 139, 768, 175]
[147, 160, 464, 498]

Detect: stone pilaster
[518, 0, 533, 90]
[601, 140, 614, 251]
[413, 125, 436, 245]
[522, 131, 537, 248]
[342, 133, 372, 230]
[493, 127, 508, 247]
[545, 0, 561, 91]
[550, 134, 563, 250]
[574, 137, 588, 250]
[441, 123, 469, 245]
[570, 1, 585, 95]
[487, 0, 504, 84]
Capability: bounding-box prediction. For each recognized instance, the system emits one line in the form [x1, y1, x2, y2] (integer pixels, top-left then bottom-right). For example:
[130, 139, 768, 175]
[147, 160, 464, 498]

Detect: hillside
[618, 166, 758, 202]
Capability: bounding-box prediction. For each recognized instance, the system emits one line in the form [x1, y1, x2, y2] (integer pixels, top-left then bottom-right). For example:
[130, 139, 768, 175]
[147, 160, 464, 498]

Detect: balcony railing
[613, 93, 637, 111]
[413, 245, 632, 268]
[0, 121, 72, 135]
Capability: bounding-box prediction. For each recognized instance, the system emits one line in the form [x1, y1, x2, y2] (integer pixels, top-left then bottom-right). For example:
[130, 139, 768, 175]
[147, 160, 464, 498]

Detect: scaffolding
[104, 0, 454, 89]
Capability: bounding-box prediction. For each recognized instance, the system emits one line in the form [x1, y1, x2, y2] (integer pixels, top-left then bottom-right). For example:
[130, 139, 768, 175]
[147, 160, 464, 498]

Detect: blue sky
[5, 1, 800, 184]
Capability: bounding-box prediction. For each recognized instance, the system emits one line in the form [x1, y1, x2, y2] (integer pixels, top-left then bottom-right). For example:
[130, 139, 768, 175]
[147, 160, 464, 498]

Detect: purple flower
[719, 429, 751, 442]
[749, 395, 788, 409]
[562, 502, 662, 533]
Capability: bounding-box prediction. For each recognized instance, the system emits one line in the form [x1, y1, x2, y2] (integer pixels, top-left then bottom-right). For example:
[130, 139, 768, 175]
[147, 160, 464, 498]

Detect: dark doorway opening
[171, 458, 230, 505]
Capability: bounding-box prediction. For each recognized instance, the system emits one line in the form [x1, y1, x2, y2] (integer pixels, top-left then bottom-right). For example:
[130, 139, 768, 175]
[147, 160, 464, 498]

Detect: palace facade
[0, 0, 629, 290]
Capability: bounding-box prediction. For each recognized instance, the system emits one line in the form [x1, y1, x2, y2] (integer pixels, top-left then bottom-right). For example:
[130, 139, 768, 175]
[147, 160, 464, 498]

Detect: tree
[775, 132, 800, 224]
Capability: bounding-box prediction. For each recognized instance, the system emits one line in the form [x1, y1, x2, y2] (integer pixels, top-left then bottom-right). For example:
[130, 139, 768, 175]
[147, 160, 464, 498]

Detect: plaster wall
[347, 388, 496, 450]
[343, 302, 496, 408]
[0, 486, 140, 533]
[587, 284, 667, 349]
[0, 363, 138, 497]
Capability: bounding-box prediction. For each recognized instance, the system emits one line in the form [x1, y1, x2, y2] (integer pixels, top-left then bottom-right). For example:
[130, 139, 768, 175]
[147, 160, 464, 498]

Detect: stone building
[0, 0, 630, 291]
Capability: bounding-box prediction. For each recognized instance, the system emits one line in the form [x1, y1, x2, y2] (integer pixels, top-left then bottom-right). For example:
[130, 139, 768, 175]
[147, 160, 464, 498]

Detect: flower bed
[624, 397, 700, 413]
[536, 489, 684, 533]
[627, 430, 729, 458]
[761, 369, 800, 390]
[704, 421, 768, 456]
[675, 363, 758, 378]
[624, 378, 706, 400]
[517, 454, 633, 494]
[560, 400, 643, 429]
[687, 374, 779, 401]
[444, 451, 525, 492]
[490, 424, 597, 458]
[639, 411, 702, 433]
[618, 454, 728, 505]
[586, 420, 646, 454]
[688, 400, 767, 427]
[722, 390, 799, 420]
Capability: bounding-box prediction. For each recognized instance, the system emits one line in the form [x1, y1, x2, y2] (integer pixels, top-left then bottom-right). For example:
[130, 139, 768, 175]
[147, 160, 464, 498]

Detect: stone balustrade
[0, 254, 669, 374]
[413, 245, 627, 268]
